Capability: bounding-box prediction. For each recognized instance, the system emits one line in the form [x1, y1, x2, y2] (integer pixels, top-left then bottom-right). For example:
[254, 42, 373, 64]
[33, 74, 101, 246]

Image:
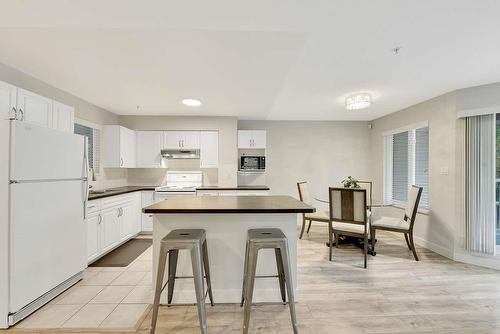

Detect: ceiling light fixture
[182, 98, 202, 107]
[345, 93, 372, 110]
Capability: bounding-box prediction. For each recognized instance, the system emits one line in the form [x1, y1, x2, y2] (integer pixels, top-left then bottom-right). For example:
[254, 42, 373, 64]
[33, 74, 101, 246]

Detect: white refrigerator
[0, 120, 88, 327]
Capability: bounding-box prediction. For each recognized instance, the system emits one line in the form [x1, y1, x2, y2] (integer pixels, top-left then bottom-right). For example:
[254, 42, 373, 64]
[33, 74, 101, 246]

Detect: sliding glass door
[496, 114, 500, 246]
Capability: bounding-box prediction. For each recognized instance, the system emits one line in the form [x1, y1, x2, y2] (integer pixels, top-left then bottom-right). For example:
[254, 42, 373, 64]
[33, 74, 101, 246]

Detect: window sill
[389, 203, 430, 215]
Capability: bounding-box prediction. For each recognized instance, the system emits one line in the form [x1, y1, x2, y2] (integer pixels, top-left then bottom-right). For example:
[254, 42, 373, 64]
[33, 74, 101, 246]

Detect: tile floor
[7, 225, 500, 333]
[11, 241, 153, 331]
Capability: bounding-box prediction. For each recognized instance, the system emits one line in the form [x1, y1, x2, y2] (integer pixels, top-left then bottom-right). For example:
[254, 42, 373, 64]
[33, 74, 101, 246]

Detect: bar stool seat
[241, 228, 298, 334]
[150, 229, 214, 334]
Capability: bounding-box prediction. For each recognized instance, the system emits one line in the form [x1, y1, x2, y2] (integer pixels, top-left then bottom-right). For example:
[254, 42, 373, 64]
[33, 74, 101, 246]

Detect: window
[74, 123, 101, 173]
[384, 124, 429, 209]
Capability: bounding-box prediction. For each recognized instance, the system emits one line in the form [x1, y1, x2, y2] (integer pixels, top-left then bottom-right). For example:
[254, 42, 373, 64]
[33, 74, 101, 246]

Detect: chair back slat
[329, 187, 367, 225]
[405, 185, 423, 228]
[297, 181, 312, 205]
[358, 181, 372, 209]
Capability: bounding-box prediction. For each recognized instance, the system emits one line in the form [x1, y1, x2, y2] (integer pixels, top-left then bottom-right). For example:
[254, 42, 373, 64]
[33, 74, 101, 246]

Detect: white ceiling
[1, 0, 500, 120]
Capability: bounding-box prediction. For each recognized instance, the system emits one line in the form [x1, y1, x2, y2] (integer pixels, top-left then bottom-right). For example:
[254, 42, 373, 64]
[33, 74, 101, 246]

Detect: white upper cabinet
[136, 131, 163, 168]
[52, 101, 75, 133]
[102, 125, 137, 168]
[200, 131, 219, 168]
[164, 131, 200, 149]
[0, 81, 17, 120]
[0, 81, 74, 132]
[238, 130, 266, 149]
[120, 127, 136, 167]
[17, 88, 53, 128]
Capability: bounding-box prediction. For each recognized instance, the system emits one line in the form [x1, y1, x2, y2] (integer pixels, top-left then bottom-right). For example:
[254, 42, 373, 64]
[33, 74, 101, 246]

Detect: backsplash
[127, 159, 219, 187]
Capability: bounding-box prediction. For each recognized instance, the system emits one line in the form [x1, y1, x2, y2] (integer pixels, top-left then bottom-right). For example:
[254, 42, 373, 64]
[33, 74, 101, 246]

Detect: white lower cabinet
[141, 191, 154, 232]
[101, 206, 120, 254]
[86, 212, 101, 263]
[85, 192, 141, 264]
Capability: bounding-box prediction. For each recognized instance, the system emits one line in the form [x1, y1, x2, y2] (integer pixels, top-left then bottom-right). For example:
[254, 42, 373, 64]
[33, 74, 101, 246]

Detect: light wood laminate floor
[6, 226, 500, 333]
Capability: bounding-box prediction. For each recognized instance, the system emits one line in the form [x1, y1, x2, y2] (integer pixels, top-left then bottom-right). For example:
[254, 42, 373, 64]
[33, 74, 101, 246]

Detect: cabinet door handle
[181, 139, 184, 147]
[98, 214, 102, 224]
[11, 107, 17, 120]
[19, 108, 24, 121]
[120, 157, 123, 166]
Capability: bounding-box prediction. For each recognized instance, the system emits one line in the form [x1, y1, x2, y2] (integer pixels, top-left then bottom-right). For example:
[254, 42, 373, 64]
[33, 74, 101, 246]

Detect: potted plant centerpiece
[342, 176, 360, 188]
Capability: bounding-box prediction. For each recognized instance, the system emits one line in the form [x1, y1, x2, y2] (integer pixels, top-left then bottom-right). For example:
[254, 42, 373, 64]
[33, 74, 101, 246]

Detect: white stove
[154, 171, 202, 200]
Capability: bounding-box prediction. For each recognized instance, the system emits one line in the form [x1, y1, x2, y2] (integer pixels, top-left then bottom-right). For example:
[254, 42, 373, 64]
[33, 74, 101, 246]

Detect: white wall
[238, 120, 372, 208]
[119, 115, 238, 187]
[0, 62, 118, 125]
[0, 62, 129, 190]
[369, 92, 459, 258]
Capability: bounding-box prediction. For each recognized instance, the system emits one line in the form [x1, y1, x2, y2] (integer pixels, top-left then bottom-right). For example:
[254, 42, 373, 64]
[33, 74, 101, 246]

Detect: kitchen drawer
[86, 200, 101, 215]
[197, 190, 218, 196]
[101, 192, 139, 209]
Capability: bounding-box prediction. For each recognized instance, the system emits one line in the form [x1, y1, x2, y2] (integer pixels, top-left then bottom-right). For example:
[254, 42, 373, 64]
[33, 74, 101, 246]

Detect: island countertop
[143, 195, 315, 214]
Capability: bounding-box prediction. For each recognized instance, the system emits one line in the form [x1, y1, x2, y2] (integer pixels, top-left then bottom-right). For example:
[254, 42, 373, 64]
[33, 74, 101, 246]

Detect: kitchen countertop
[88, 186, 155, 200]
[196, 185, 270, 191]
[143, 195, 314, 214]
[89, 185, 271, 200]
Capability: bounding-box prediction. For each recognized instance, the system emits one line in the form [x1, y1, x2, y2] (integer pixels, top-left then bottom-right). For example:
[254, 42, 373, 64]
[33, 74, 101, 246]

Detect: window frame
[74, 118, 101, 176]
[383, 121, 429, 210]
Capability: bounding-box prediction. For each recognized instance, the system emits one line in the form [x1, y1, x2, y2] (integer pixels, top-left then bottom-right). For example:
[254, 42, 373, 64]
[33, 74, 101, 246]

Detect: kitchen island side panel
[152, 213, 298, 304]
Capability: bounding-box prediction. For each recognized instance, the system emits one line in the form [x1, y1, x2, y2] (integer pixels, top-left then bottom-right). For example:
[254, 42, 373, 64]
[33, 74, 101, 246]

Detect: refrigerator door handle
[82, 139, 89, 219]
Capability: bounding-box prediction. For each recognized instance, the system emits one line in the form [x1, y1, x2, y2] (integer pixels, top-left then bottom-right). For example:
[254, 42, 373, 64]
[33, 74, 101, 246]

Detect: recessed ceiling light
[345, 93, 372, 110]
[182, 98, 202, 107]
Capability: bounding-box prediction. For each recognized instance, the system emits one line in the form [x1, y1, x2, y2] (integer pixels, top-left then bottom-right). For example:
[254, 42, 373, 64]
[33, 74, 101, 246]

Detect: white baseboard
[413, 235, 454, 259]
[453, 250, 500, 270]
[414, 234, 500, 270]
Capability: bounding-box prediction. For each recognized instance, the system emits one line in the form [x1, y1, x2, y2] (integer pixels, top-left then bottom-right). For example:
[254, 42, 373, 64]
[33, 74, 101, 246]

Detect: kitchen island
[143, 195, 314, 304]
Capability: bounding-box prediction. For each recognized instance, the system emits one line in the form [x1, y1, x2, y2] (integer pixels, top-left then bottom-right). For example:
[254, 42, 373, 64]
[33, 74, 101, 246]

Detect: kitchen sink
[89, 189, 107, 194]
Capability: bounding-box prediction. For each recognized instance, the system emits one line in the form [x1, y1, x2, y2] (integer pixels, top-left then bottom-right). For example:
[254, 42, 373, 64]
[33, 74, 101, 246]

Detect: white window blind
[415, 127, 429, 208]
[384, 125, 429, 209]
[392, 131, 409, 202]
[74, 123, 100, 174]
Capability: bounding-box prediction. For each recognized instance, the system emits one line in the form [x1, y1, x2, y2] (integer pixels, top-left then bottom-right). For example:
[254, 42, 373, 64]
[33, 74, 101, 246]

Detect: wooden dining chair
[358, 181, 372, 211]
[370, 185, 423, 261]
[328, 187, 369, 268]
[297, 182, 330, 239]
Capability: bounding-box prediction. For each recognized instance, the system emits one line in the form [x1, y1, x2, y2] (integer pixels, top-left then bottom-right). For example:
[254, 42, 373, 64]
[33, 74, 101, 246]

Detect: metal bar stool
[150, 229, 214, 334]
[240, 228, 298, 334]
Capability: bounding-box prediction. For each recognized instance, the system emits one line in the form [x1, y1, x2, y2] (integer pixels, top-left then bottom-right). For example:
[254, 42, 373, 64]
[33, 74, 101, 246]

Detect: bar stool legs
[241, 229, 298, 334]
[150, 229, 213, 334]
[190, 242, 207, 334]
[150, 247, 167, 334]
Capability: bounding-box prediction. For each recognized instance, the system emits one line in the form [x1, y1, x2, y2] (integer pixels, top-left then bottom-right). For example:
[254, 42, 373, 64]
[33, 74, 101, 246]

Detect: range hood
[161, 149, 200, 159]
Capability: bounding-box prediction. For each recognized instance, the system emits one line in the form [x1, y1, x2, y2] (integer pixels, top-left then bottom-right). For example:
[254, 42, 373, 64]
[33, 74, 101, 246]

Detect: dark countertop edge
[143, 208, 314, 214]
[196, 186, 270, 191]
[88, 186, 156, 200]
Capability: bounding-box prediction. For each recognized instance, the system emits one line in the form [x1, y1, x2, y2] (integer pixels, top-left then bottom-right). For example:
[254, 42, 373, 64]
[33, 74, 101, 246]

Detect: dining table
[314, 197, 386, 256]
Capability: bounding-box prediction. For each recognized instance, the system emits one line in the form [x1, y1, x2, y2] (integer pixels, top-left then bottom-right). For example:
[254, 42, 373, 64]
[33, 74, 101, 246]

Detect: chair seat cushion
[371, 216, 409, 230]
[305, 210, 330, 221]
[331, 222, 367, 235]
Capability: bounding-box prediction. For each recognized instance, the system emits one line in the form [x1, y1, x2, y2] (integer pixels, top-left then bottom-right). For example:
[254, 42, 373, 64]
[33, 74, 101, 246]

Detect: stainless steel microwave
[240, 156, 265, 170]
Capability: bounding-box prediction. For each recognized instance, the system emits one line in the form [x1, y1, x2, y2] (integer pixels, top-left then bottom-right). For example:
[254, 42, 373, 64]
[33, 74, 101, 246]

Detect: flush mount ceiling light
[345, 93, 372, 110]
[182, 98, 202, 107]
